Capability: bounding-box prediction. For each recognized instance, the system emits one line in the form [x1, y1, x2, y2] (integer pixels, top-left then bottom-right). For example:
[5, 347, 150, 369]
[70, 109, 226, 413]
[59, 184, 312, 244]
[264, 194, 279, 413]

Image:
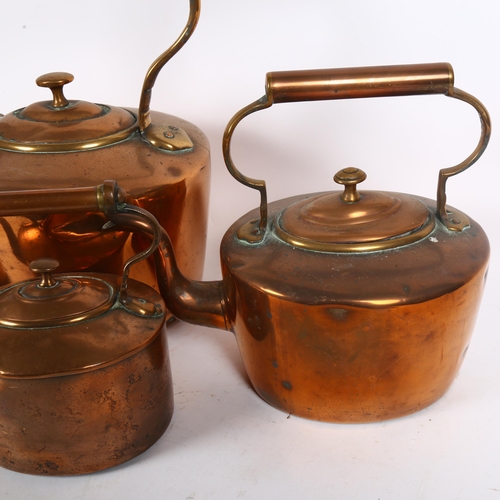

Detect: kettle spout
[154, 234, 229, 331]
[107, 212, 229, 332]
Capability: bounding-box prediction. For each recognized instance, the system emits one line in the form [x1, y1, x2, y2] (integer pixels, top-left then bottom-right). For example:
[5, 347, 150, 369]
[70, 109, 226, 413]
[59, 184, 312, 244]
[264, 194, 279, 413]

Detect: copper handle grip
[223, 62, 490, 240]
[266, 63, 454, 103]
[0, 181, 124, 216]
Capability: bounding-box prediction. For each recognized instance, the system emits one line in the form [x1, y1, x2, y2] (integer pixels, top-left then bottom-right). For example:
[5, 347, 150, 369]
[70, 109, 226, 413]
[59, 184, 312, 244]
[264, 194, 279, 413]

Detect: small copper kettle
[0, 183, 172, 475]
[126, 63, 491, 423]
[0, 0, 209, 321]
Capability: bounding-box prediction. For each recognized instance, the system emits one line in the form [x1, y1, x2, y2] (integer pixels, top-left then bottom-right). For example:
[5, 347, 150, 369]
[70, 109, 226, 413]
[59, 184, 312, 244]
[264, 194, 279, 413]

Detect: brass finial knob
[29, 258, 59, 288]
[36, 72, 74, 108]
[334, 167, 367, 203]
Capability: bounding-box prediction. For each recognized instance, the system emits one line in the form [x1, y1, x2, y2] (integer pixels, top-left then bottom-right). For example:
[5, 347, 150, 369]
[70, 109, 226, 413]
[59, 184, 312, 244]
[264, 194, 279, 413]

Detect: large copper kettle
[0, 182, 172, 475]
[0, 0, 209, 323]
[123, 62, 491, 423]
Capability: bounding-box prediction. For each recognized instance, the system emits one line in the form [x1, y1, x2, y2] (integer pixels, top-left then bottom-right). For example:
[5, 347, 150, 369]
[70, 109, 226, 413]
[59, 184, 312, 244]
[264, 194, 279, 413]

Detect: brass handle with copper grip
[223, 62, 491, 241]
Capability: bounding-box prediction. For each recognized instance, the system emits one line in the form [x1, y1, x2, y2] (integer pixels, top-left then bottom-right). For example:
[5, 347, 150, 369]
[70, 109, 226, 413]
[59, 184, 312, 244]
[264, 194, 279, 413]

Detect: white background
[1, 1, 500, 498]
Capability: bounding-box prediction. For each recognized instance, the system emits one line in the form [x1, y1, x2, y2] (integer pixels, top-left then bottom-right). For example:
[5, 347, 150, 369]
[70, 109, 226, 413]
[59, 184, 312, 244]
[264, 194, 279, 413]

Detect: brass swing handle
[138, 0, 200, 132]
[223, 62, 491, 240]
[0, 181, 162, 311]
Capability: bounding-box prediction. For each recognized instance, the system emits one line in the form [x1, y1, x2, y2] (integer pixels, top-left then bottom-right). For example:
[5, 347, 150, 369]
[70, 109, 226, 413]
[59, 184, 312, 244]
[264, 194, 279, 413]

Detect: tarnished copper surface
[221, 196, 489, 420]
[148, 192, 489, 422]
[0, 273, 172, 475]
[0, 272, 165, 375]
[231, 276, 485, 422]
[0, 182, 173, 474]
[220, 195, 489, 307]
[0, 327, 172, 475]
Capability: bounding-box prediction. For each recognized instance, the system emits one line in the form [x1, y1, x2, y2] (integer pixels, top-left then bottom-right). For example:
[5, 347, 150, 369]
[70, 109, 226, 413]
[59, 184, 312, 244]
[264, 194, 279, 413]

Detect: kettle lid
[274, 167, 435, 252]
[0, 259, 165, 379]
[0, 258, 116, 328]
[0, 72, 137, 152]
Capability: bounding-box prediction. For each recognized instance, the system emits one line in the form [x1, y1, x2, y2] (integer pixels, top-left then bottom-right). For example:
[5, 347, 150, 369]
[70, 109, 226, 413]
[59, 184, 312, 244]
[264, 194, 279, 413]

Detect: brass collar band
[271, 169, 437, 252]
[0, 114, 138, 153]
[0, 125, 137, 153]
[274, 211, 436, 252]
[0, 113, 193, 153]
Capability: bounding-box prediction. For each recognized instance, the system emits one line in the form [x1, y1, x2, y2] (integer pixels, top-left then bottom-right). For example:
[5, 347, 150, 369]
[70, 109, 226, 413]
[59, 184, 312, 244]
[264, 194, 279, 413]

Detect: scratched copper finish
[217, 196, 489, 421]
[0, 184, 172, 475]
[0, 272, 172, 475]
[144, 63, 491, 422]
[0, 1, 209, 321]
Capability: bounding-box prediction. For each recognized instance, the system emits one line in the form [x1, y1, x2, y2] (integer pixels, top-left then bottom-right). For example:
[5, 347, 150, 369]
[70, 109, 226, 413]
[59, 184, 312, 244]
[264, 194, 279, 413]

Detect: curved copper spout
[106, 212, 229, 331]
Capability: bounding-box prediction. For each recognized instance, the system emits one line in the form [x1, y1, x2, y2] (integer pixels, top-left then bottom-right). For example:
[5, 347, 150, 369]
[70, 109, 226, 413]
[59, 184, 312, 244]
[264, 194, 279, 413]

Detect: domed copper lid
[0, 259, 165, 379]
[0, 258, 116, 328]
[275, 168, 435, 252]
[0, 72, 137, 152]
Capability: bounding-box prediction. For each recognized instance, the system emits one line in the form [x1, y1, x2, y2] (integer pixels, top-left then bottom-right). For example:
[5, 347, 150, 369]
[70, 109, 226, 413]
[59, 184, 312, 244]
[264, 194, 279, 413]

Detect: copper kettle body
[0, 183, 172, 475]
[141, 63, 491, 423]
[0, 0, 209, 322]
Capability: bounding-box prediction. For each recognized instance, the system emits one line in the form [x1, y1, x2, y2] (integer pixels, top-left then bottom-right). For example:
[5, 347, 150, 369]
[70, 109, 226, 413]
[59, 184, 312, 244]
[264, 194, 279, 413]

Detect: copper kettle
[124, 62, 491, 423]
[0, 0, 209, 322]
[0, 182, 172, 475]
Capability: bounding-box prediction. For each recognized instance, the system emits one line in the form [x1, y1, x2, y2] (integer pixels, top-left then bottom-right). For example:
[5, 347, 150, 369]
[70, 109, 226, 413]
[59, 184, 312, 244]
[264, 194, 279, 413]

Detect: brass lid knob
[334, 167, 367, 203]
[36, 72, 74, 108]
[0, 72, 137, 152]
[29, 257, 59, 288]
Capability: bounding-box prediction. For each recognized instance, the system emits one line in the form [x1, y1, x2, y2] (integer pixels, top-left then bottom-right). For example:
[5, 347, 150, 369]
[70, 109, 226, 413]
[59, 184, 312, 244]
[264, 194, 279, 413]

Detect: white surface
[1, 1, 500, 498]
